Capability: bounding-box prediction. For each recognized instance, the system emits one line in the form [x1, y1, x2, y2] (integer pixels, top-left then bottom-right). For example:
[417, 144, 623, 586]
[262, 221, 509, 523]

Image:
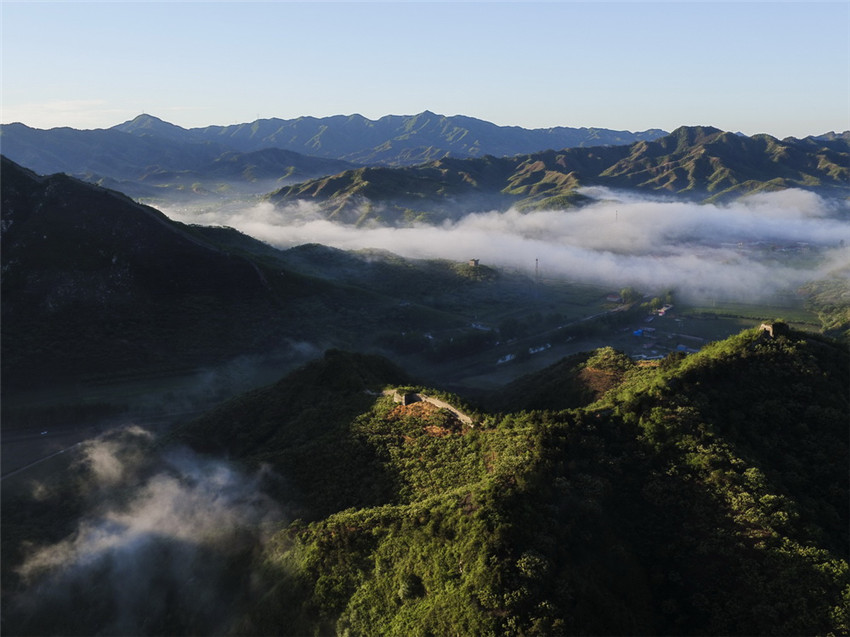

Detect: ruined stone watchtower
[759, 321, 789, 339]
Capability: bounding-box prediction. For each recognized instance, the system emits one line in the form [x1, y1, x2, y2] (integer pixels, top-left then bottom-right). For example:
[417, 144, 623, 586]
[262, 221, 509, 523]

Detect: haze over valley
[164, 186, 849, 304]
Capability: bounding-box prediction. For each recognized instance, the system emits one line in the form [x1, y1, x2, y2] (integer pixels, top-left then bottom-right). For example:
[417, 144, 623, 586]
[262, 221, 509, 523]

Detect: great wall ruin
[383, 389, 473, 426]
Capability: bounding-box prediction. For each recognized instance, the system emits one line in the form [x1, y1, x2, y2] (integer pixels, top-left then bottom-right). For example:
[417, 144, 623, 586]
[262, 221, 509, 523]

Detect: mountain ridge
[167, 327, 848, 636]
[4, 115, 847, 216]
[1, 112, 668, 184]
[111, 111, 670, 165]
[269, 125, 850, 224]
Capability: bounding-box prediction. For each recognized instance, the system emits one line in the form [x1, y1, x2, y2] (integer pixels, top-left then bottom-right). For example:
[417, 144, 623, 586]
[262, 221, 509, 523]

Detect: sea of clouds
[162, 187, 850, 302]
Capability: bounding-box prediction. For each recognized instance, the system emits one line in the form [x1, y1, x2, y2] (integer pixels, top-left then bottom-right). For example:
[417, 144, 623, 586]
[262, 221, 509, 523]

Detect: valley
[3, 0, 849, 625]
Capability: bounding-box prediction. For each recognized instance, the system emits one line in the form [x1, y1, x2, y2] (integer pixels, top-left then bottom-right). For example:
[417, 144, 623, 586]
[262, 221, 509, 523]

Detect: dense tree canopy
[4, 329, 847, 636]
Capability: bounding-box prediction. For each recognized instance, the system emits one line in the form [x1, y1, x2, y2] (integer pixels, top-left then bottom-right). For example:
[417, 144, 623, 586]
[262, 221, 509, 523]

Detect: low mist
[163, 188, 850, 302]
[6, 426, 284, 636]
[126, 339, 323, 419]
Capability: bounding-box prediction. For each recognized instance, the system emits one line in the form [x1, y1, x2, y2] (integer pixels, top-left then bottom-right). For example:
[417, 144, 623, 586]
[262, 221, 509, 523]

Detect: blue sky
[2, 1, 848, 137]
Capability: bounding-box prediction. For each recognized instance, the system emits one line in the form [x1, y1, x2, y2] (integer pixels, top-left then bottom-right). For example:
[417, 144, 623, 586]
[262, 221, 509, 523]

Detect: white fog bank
[161, 188, 850, 302]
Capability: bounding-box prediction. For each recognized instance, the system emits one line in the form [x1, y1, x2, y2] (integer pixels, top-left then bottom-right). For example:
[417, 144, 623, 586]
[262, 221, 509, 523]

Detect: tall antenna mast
[535, 258, 540, 299]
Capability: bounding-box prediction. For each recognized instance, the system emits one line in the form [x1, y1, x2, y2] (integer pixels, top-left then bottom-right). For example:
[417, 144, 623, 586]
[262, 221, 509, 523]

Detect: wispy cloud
[10, 426, 283, 635]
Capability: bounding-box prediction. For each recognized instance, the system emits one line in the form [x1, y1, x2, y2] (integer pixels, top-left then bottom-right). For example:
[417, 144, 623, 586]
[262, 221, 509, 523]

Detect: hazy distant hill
[811, 130, 850, 143]
[116, 148, 357, 199]
[112, 111, 668, 165]
[0, 112, 667, 199]
[0, 112, 668, 178]
[0, 121, 225, 180]
[270, 125, 850, 224]
[6, 115, 846, 216]
[0, 123, 358, 200]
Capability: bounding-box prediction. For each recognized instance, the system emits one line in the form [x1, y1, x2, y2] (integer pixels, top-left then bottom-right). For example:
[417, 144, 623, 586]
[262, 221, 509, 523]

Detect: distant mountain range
[112, 111, 668, 165]
[270, 125, 850, 224]
[0, 113, 667, 195]
[0, 121, 358, 200]
[3, 115, 846, 222]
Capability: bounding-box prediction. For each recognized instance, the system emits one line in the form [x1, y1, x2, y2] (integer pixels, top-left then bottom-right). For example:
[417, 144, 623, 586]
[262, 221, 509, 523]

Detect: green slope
[0, 123, 357, 201]
[175, 327, 848, 636]
[270, 126, 850, 224]
[4, 327, 847, 635]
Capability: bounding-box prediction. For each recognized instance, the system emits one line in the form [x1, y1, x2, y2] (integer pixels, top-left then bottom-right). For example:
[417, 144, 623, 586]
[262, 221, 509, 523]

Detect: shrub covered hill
[270, 126, 850, 224]
[170, 325, 849, 636]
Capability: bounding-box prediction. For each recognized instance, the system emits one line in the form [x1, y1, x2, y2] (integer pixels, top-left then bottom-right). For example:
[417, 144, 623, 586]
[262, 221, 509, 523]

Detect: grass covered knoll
[172, 327, 848, 636]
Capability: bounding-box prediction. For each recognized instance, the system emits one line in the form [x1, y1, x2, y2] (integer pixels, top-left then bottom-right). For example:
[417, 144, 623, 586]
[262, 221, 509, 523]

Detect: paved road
[1, 423, 104, 478]
[1, 411, 201, 480]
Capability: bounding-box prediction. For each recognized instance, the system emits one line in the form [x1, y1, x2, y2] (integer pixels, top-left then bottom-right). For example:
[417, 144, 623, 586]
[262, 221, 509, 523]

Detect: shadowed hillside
[0, 156, 289, 388]
[3, 157, 609, 415]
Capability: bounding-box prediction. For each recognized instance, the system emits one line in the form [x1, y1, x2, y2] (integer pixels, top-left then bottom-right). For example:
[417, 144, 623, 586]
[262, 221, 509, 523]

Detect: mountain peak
[668, 125, 724, 145]
[111, 113, 189, 138]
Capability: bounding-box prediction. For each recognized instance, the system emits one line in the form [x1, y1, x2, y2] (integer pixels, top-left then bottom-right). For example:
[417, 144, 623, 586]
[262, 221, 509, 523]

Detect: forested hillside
[188, 326, 847, 636]
[270, 126, 850, 224]
[0, 156, 299, 389]
[4, 326, 847, 635]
